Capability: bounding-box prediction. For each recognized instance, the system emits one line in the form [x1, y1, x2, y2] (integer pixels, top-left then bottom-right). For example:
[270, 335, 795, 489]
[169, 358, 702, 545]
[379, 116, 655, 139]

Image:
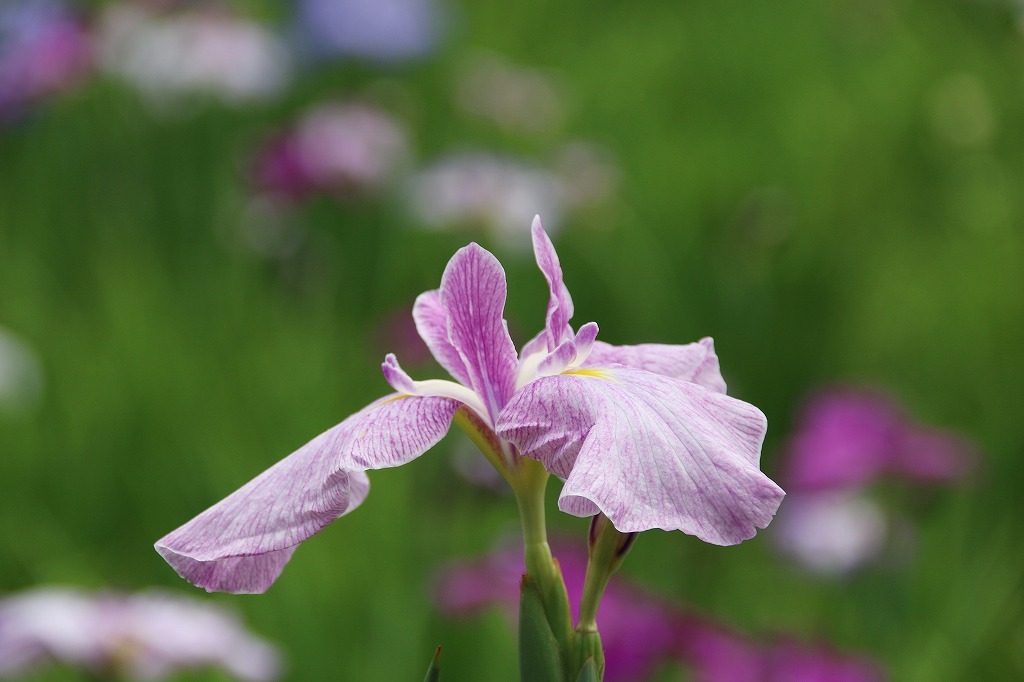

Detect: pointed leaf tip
[423, 646, 442, 682]
[575, 658, 600, 682]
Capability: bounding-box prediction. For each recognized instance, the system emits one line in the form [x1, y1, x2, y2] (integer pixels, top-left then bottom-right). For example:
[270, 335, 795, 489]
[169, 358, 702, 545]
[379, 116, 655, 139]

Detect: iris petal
[496, 368, 783, 545]
[155, 395, 459, 593]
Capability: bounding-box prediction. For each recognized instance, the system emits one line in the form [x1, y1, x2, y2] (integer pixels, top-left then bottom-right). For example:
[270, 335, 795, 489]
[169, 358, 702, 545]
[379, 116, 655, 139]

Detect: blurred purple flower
[783, 387, 977, 491]
[435, 541, 885, 682]
[252, 102, 409, 201]
[295, 0, 446, 63]
[775, 386, 977, 574]
[96, 5, 289, 111]
[0, 587, 281, 680]
[0, 0, 91, 117]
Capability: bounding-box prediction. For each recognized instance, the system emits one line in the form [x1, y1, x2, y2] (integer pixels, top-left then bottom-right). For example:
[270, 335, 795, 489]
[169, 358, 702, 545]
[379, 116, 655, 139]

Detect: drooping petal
[586, 337, 727, 394]
[439, 243, 518, 420]
[531, 215, 574, 350]
[155, 395, 459, 594]
[496, 368, 783, 545]
[412, 290, 471, 386]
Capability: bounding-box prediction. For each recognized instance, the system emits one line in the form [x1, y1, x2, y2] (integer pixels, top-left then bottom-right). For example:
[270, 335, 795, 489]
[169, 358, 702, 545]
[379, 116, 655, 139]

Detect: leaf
[423, 645, 441, 682]
[519, 575, 566, 682]
[575, 658, 600, 682]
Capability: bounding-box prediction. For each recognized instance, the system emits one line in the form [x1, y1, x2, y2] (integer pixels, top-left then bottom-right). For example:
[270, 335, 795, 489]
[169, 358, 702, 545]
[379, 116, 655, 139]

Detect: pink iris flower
[155, 216, 784, 593]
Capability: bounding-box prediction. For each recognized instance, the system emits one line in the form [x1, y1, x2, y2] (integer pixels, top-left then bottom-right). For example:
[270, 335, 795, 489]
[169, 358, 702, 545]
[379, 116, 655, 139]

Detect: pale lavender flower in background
[772, 491, 887, 574]
[0, 588, 281, 680]
[295, 0, 445, 63]
[156, 216, 782, 593]
[435, 541, 884, 682]
[0, 0, 91, 118]
[455, 52, 565, 135]
[0, 326, 44, 415]
[407, 153, 569, 250]
[96, 5, 289, 111]
[774, 386, 977, 574]
[252, 102, 409, 201]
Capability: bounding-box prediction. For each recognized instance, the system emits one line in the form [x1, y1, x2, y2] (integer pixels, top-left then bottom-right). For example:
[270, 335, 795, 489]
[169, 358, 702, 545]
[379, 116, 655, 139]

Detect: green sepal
[574, 657, 600, 682]
[422, 646, 441, 682]
[519, 575, 565, 682]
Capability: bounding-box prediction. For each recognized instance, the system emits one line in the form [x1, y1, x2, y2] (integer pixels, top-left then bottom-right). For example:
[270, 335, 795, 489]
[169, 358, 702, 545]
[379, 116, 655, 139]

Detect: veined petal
[155, 395, 459, 594]
[586, 337, 727, 394]
[439, 243, 518, 421]
[382, 353, 491, 425]
[531, 215, 574, 350]
[413, 290, 471, 386]
[496, 368, 783, 545]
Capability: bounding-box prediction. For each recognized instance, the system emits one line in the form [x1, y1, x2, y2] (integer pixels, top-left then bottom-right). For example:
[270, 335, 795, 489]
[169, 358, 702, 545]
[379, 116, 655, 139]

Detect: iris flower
[156, 217, 784, 594]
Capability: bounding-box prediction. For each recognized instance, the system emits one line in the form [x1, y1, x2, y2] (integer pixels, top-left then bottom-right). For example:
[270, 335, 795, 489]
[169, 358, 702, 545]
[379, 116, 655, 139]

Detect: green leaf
[519, 575, 566, 682]
[423, 645, 441, 682]
[575, 658, 600, 682]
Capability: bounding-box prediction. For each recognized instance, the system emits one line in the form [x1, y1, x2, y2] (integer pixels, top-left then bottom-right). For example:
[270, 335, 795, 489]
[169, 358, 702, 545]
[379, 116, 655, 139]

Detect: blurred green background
[1, 0, 1023, 679]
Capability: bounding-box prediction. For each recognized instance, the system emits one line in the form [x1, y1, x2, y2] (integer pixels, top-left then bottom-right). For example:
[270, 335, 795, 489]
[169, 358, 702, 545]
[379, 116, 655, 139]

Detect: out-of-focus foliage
[1, 0, 1022, 680]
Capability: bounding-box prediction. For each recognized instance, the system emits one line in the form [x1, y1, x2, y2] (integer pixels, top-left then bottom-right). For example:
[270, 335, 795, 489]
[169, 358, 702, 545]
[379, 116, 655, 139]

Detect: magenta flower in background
[0, 588, 281, 680]
[0, 0, 91, 117]
[774, 386, 977, 574]
[783, 387, 976, 490]
[252, 102, 409, 201]
[156, 216, 783, 593]
[295, 0, 446, 63]
[435, 541, 885, 682]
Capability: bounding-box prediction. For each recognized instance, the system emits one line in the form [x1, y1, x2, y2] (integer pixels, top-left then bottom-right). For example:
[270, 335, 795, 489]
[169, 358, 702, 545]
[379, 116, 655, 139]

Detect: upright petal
[496, 369, 783, 545]
[155, 395, 459, 594]
[531, 215, 575, 349]
[439, 243, 518, 420]
[586, 337, 727, 394]
[412, 290, 472, 386]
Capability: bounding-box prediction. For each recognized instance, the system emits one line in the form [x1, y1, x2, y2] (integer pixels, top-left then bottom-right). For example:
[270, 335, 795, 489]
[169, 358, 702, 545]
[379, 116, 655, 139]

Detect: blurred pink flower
[0, 0, 91, 116]
[775, 386, 977, 574]
[435, 541, 884, 682]
[0, 587, 281, 680]
[252, 102, 409, 201]
[783, 387, 976, 491]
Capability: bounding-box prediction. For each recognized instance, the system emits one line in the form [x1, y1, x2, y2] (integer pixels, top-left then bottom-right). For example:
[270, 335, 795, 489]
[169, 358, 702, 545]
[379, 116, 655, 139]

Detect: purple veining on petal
[586, 337, 727, 394]
[438, 243, 518, 421]
[531, 215, 575, 350]
[496, 368, 784, 544]
[155, 395, 458, 593]
[413, 290, 472, 386]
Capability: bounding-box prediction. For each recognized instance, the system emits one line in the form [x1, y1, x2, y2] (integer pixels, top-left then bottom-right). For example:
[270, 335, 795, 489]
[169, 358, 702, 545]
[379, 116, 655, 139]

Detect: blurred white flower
[0, 327, 43, 414]
[0, 587, 282, 680]
[774, 491, 887, 575]
[407, 152, 567, 250]
[455, 53, 565, 135]
[96, 5, 289, 110]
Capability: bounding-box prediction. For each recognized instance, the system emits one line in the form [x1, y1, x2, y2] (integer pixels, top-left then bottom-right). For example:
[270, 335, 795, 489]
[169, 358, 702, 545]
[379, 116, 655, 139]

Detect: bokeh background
[1, 0, 1022, 679]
